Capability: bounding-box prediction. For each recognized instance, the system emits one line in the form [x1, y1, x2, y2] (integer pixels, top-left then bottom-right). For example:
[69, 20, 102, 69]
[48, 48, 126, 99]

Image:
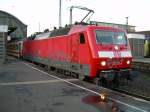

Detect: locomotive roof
[28, 23, 125, 40]
[50, 24, 124, 37]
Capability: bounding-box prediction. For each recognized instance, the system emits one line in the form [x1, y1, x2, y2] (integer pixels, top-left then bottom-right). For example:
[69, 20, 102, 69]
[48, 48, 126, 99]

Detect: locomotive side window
[80, 33, 85, 44]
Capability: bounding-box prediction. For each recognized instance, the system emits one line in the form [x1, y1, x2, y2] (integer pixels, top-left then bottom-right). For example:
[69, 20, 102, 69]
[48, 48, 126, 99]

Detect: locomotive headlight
[101, 61, 106, 66]
[126, 60, 131, 65]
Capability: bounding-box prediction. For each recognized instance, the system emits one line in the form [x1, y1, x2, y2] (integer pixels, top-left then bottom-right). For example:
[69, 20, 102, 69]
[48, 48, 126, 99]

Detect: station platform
[0, 57, 150, 112]
[132, 58, 150, 71]
[133, 58, 150, 64]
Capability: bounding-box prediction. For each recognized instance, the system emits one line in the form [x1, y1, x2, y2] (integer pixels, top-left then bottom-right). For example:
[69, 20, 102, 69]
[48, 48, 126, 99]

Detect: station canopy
[0, 10, 27, 41]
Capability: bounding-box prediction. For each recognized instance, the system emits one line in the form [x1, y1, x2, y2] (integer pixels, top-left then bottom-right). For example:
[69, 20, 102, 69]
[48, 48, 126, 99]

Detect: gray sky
[0, 0, 150, 36]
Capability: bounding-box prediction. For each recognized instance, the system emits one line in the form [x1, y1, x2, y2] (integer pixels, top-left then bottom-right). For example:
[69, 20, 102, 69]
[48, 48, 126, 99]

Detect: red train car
[23, 24, 132, 85]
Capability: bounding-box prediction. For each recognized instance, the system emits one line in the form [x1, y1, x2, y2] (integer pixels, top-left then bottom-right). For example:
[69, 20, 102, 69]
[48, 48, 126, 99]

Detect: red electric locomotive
[23, 23, 132, 86]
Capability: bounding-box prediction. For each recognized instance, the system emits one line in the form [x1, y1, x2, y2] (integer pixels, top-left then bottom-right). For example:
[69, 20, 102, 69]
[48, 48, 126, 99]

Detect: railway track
[83, 79, 150, 103]
[89, 78, 150, 102]
[112, 88, 150, 102]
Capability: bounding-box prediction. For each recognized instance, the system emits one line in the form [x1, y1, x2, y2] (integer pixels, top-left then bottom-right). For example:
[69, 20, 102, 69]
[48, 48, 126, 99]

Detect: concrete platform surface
[133, 58, 150, 64]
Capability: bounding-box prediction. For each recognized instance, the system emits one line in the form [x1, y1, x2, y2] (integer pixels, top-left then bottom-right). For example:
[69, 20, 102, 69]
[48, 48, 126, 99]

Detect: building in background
[0, 25, 8, 64]
[0, 10, 27, 63]
[0, 10, 27, 41]
[127, 33, 145, 58]
[136, 31, 150, 57]
[136, 31, 150, 37]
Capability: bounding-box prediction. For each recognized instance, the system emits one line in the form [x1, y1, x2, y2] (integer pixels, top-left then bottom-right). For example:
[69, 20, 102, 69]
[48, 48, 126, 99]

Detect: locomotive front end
[89, 26, 132, 85]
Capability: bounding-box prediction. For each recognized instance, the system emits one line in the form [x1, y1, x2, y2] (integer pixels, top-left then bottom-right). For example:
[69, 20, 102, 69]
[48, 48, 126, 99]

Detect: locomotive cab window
[79, 33, 85, 44]
[95, 30, 127, 45]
